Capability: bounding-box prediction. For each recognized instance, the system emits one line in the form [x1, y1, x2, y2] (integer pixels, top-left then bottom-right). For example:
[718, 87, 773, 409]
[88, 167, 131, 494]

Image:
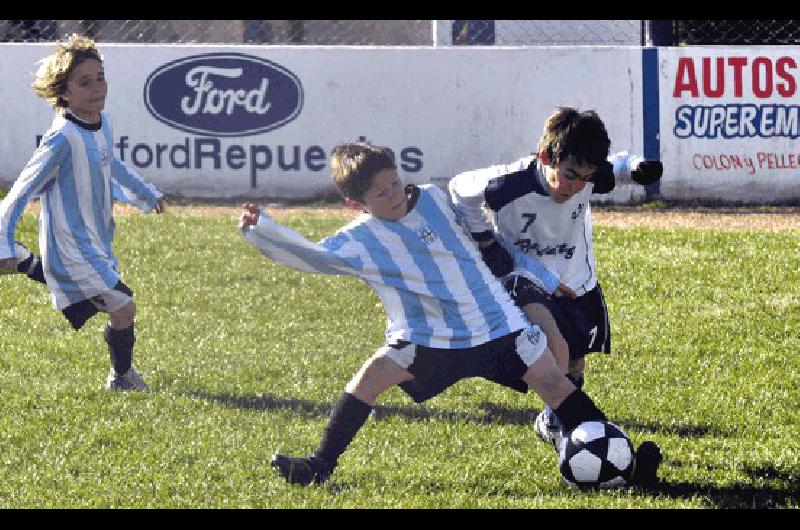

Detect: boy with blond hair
[0, 34, 165, 390]
[240, 141, 661, 487]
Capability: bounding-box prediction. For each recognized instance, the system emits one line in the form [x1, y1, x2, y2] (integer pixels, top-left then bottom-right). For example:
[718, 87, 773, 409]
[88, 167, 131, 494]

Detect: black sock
[22, 256, 46, 284]
[553, 389, 606, 433]
[16, 254, 33, 273]
[104, 324, 135, 375]
[314, 392, 373, 467]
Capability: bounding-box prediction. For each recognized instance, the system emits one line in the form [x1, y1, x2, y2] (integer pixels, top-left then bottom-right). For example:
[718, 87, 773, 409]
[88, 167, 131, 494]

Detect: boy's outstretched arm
[110, 158, 164, 213]
[591, 152, 663, 193]
[238, 204, 362, 277]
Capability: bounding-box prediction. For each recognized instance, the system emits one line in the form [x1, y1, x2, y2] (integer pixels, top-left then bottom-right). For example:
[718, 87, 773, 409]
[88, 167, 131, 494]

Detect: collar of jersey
[64, 111, 102, 131]
[529, 158, 551, 197]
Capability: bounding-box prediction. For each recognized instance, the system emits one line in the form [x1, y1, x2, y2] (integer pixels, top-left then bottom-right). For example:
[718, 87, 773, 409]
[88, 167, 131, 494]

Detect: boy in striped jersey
[0, 35, 165, 391]
[449, 107, 663, 449]
[240, 142, 660, 487]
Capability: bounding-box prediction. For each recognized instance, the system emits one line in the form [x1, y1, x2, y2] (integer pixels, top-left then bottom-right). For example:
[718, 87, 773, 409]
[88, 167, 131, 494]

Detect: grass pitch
[0, 210, 798, 508]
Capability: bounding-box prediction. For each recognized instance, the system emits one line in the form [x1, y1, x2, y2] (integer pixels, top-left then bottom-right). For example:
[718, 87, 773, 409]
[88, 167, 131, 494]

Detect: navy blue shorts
[503, 275, 611, 360]
[395, 330, 533, 404]
[61, 281, 134, 330]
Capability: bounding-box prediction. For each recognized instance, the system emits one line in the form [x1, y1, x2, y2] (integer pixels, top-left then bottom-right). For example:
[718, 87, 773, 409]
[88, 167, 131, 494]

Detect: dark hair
[536, 107, 611, 167]
[330, 142, 397, 201]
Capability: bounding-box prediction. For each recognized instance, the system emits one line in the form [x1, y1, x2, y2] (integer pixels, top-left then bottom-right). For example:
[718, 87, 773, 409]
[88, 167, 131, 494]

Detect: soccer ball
[558, 420, 635, 489]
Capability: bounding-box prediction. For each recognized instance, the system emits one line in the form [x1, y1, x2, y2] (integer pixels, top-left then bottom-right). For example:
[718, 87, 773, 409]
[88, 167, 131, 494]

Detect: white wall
[1, 44, 644, 201]
[658, 47, 800, 202]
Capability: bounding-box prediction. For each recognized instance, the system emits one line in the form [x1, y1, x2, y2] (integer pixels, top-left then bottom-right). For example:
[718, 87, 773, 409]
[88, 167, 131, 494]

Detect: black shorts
[503, 275, 611, 360]
[61, 281, 134, 330]
[394, 330, 540, 404]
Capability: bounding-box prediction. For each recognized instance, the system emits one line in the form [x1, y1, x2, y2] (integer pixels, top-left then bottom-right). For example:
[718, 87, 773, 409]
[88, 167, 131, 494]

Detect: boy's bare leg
[522, 347, 575, 408]
[522, 347, 605, 436]
[345, 352, 414, 405]
[522, 304, 569, 373]
[272, 352, 413, 485]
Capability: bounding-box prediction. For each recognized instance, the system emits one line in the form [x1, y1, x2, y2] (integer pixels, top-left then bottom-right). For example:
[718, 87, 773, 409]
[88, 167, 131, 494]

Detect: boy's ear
[345, 198, 365, 211]
[538, 149, 551, 166]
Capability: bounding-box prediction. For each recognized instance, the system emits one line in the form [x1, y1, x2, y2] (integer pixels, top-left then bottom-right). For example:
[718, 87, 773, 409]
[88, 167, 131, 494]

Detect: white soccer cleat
[106, 366, 149, 391]
[0, 241, 35, 275]
[534, 408, 564, 452]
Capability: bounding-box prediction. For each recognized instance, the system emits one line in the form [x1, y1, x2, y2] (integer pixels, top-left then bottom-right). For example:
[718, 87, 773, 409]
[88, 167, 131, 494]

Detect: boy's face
[348, 168, 408, 221]
[63, 59, 106, 123]
[540, 152, 596, 203]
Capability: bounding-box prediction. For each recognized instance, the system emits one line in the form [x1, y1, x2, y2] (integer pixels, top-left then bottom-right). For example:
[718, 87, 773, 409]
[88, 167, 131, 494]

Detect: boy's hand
[153, 197, 167, 214]
[554, 283, 576, 299]
[631, 160, 663, 186]
[478, 239, 514, 278]
[240, 203, 260, 229]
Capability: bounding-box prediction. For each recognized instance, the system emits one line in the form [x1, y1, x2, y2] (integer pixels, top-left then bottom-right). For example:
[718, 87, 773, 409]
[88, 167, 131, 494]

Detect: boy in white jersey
[449, 107, 663, 448]
[240, 142, 661, 487]
[0, 35, 165, 391]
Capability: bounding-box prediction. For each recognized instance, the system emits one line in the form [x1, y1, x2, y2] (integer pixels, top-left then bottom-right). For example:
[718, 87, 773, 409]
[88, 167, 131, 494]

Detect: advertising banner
[659, 47, 800, 201]
[0, 44, 644, 202]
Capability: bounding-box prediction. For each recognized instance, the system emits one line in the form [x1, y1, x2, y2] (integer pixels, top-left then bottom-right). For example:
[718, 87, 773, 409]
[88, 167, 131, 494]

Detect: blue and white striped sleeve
[241, 211, 363, 277]
[110, 158, 163, 212]
[0, 131, 67, 259]
[513, 249, 561, 294]
[104, 113, 161, 212]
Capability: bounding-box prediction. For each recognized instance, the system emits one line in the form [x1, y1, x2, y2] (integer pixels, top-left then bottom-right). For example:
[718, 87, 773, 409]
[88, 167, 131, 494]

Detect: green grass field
[1, 210, 798, 508]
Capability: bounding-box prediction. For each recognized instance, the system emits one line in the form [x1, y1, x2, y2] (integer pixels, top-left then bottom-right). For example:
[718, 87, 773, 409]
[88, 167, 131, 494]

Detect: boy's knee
[109, 301, 136, 329]
[524, 350, 562, 386]
[523, 348, 575, 406]
[523, 303, 568, 371]
[346, 355, 410, 404]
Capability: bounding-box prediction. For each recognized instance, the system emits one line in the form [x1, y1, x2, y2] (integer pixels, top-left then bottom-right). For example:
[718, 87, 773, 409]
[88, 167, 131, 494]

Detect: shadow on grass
[641, 464, 799, 508]
[188, 392, 796, 506]
[186, 391, 539, 425]
[187, 391, 723, 438]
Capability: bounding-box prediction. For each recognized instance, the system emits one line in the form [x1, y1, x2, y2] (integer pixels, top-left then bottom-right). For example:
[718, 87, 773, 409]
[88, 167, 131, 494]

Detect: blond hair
[31, 34, 103, 110]
[331, 142, 396, 201]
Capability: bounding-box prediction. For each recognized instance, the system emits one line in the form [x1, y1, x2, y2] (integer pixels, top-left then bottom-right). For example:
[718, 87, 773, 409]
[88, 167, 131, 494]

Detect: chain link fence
[673, 20, 800, 45]
[0, 20, 645, 45]
[2, 20, 797, 46]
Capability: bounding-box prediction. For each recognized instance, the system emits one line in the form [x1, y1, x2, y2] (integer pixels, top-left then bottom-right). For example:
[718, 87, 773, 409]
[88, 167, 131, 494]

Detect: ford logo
[143, 53, 303, 137]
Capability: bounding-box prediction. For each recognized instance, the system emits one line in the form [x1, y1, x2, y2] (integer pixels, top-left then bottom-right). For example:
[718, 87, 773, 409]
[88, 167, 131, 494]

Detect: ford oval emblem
[143, 53, 304, 137]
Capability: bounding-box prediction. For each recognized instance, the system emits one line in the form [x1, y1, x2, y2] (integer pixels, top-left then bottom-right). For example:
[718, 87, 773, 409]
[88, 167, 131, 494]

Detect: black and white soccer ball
[558, 420, 635, 489]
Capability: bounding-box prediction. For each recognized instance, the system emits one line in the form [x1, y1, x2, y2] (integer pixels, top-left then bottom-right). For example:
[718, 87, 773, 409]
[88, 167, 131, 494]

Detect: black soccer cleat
[631, 440, 663, 487]
[270, 453, 334, 486]
[631, 160, 663, 186]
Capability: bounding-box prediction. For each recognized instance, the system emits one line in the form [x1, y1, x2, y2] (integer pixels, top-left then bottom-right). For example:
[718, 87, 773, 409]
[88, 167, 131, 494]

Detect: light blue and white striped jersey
[0, 112, 162, 310]
[242, 184, 529, 349]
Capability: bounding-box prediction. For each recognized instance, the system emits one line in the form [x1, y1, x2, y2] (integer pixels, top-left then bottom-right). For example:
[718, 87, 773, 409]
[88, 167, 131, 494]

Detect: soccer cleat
[271, 453, 334, 486]
[0, 241, 36, 275]
[106, 366, 149, 391]
[631, 160, 663, 186]
[534, 408, 564, 452]
[631, 440, 663, 487]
